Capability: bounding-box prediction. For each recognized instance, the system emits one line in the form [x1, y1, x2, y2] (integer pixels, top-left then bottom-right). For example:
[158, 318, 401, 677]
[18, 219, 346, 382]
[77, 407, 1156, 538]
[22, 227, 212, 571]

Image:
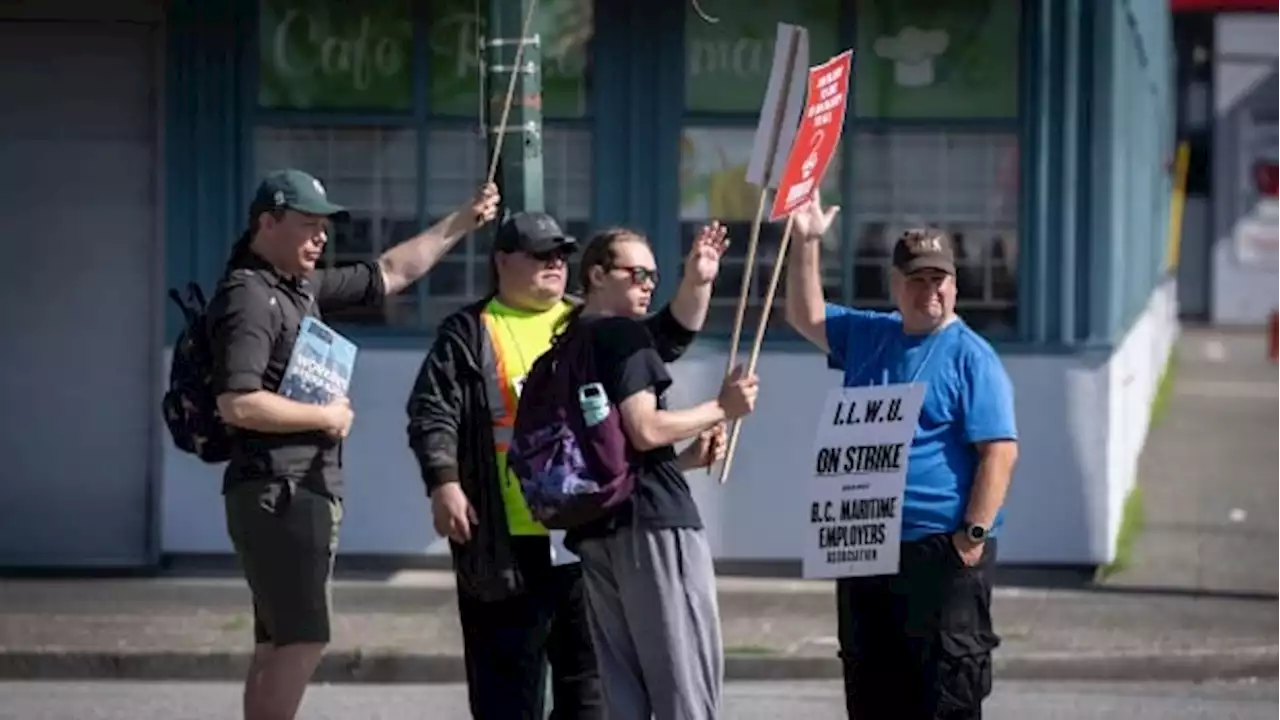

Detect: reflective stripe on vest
[480, 312, 517, 450]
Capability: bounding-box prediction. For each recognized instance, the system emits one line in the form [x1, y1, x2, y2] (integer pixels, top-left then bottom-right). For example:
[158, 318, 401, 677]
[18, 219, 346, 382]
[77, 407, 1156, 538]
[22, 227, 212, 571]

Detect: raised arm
[643, 306, 698, 364]
[307, 185, 500, 313]
[666, 221, 729, 334]
[377, 183, 501, 295]
[646, 221, 730, 362]
[784, 193, 841, 352]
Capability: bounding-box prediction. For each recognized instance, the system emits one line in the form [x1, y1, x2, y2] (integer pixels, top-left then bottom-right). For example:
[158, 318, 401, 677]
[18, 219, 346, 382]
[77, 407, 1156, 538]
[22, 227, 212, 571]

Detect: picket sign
[802, 383, 925, 579]
[712, 22, 809, 482]
[718, 46, 856, 485]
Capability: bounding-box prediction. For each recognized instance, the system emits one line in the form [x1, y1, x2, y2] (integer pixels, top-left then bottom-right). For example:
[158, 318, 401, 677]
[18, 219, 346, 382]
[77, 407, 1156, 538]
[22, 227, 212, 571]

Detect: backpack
[508, 321, 638, 530]
[162, 281, 233, 464]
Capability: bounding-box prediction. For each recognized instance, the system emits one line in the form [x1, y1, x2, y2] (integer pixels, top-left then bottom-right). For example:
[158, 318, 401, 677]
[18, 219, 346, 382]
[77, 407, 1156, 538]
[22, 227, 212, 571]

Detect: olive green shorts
[224, 481, 342, 646]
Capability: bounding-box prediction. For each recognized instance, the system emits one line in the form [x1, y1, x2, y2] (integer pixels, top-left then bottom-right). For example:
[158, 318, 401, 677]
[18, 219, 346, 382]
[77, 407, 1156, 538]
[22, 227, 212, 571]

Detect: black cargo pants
[837, 533, 1000, 720]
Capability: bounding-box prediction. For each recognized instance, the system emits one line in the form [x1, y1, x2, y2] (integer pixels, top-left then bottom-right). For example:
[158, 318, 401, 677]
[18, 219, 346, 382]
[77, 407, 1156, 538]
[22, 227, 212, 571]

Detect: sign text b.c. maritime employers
[802, 382, 925, 580]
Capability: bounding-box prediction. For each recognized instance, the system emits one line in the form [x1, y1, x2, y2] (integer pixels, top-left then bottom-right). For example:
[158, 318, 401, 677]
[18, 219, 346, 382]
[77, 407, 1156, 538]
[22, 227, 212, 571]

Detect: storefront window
[854, 0, 1020, 119]
[684, 0, 839, 114]
[258, 0, 414, 111]
[680, 127, 843, 332]
[680, 1, 843, 334]
[426, 0, 593, 118]
[422, 127, 593, 327]
[252, 126, 592, 330]
[851, 130, 1019, 334]
[254, 127, 419, 326]
[253, 0, 595, 331]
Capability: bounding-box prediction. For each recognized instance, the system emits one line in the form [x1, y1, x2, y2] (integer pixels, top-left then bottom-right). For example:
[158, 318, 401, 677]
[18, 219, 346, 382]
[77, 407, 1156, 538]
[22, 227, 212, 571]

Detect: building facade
[1169, 0, 1278, 324]
[0, 0, 1179, 570]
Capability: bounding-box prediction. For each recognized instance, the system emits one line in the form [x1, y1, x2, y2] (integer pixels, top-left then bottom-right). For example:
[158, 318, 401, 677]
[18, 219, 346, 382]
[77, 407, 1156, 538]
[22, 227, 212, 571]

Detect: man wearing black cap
[783, 194, 1019, 720]
[208, 168, 499, 720]
[406, 212, 727, 719]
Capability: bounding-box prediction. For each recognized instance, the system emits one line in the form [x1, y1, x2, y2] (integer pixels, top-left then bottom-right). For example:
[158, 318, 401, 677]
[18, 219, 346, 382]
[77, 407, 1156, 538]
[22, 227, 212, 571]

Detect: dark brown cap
[892, 229, 956, 275]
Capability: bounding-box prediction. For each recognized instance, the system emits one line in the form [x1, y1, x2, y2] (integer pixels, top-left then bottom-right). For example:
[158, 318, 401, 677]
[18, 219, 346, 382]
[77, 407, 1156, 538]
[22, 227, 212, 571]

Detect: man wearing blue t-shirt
[784, 194, 1019, 720]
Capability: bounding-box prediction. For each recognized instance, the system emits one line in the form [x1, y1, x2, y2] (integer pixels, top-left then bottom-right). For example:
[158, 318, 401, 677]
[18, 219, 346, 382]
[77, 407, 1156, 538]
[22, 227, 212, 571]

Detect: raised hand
[462, 182, 501, 232]
[790, 189, 840, 241]
[685, 220, 731, 286]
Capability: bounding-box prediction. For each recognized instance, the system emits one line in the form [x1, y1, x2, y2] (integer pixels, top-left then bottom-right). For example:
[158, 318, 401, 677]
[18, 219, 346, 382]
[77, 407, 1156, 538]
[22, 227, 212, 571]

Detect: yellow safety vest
[480, 298, 572, 536]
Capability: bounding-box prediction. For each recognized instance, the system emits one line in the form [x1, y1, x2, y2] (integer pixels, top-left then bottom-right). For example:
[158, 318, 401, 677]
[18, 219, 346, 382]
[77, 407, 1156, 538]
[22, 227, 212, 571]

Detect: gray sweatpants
[577, 527, 723, 720]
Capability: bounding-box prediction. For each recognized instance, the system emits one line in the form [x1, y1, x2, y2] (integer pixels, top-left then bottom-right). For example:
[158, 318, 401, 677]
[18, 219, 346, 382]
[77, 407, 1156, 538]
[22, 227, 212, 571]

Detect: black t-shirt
[208, 246, 385, 498]
[569, 314, 704, 542]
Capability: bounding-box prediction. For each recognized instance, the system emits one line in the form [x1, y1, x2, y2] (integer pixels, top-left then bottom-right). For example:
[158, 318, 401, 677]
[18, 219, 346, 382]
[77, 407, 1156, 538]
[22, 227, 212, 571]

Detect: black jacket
[405, 296, 697, 602]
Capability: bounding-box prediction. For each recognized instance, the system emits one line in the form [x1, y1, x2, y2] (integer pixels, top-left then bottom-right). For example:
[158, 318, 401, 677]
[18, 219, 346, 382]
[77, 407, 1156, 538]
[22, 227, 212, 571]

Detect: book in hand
[278, 316, 358, 405]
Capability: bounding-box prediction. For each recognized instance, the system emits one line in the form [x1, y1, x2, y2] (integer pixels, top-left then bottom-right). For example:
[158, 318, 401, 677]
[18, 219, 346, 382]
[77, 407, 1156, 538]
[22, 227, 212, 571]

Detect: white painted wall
[161, 283, 1180, 566]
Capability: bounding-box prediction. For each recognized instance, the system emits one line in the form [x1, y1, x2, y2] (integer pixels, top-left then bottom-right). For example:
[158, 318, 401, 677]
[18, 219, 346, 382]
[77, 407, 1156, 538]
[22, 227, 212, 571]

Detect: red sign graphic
[769, 50, 854, 222]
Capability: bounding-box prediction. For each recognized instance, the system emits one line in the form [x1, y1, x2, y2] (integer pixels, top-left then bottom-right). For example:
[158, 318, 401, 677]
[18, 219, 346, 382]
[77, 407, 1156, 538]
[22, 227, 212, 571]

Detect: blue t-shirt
[824, 303, 1017, 541]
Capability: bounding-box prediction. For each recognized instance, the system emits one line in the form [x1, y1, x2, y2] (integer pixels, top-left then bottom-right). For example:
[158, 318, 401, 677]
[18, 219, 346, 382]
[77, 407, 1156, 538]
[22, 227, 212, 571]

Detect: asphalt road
[0, 679, 1274, 719]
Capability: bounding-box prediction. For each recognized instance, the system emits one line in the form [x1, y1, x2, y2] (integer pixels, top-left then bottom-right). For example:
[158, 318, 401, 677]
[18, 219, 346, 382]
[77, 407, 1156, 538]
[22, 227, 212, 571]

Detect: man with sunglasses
[406, 211, 725, 719]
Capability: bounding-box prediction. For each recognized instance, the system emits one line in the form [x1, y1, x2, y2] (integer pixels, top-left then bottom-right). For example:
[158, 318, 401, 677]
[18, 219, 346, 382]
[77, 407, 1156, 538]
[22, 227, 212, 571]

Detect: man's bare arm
[964, 440, 1019, 527]
[676, 449, 700, 472]
[217, 391, 336, 434]
[667, 221, 728, 332]
[377, 213, 471, 295]
[377, 184, 499, 295]
[667, 273, 713, 333]
[784, 232, 830, 353]
[617, 390, 727, 452]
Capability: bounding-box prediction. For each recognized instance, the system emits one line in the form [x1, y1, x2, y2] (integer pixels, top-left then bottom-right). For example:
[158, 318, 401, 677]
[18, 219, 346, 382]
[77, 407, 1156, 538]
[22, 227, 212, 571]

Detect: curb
[0, 646, 1275, 684]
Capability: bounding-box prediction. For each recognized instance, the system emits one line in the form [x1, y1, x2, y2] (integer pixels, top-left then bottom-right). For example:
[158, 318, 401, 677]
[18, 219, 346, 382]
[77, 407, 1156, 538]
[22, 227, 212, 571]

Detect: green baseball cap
[249, 168, 347, 218]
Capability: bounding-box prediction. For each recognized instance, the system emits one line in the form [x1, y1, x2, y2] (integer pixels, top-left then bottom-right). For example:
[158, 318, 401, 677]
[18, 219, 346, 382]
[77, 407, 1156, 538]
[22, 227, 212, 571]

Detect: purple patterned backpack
[508, 322, 637, 529]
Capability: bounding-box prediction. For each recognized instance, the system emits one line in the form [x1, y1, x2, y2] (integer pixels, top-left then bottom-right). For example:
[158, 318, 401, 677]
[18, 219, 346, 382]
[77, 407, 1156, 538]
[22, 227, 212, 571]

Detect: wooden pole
[719, 214, 796, 484]
[709, 28, 803, 478]
[706, 190, 768, 476]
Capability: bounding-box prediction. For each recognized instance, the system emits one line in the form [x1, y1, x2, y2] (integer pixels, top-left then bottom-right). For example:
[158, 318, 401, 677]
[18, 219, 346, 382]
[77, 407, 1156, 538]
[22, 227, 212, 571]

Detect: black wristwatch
[961, 521, 989, 544]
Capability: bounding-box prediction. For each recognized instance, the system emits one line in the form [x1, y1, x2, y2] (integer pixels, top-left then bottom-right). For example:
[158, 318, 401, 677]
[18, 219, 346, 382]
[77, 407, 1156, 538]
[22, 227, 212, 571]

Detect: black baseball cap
[892, 229, 956, 275]
[249, 169, 347, 219]
[493, 211, 578, 255]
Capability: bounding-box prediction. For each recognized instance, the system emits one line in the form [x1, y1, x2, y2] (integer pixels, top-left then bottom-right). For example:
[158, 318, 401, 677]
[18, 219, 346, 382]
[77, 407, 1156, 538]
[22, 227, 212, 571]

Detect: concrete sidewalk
[1103, 327, 1279, 597]
[0, 572, 1274, 684]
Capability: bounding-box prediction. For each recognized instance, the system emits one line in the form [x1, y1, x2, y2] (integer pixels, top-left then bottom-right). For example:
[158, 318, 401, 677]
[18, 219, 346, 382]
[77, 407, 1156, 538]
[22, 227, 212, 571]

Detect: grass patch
[220, 614, 249, 632]
[1096, 484, 1145, 581]
[1149, 351, 1178, 430]
[1094, 347, 1176, 582]
[725, 645, 778, 655]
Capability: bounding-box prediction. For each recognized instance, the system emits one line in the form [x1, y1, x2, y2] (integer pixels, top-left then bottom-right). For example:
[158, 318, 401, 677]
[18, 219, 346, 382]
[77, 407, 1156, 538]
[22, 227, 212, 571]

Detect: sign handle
[707, 189, 769, 476]
[719, 213, 796, 485]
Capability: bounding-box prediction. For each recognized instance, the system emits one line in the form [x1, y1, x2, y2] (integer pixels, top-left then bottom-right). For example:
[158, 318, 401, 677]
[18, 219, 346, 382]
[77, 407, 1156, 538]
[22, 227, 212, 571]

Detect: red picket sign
[769, 50, 854, 222]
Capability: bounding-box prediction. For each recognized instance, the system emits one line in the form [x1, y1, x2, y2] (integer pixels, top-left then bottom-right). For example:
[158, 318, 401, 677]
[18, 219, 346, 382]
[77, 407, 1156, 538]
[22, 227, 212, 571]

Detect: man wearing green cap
[207, 168, 500, 720]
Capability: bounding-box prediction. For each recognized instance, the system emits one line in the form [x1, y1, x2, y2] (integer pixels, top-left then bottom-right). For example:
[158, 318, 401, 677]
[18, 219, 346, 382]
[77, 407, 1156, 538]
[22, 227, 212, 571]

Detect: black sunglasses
[526, 247, 571, 263]
[609, 264, 660, 287]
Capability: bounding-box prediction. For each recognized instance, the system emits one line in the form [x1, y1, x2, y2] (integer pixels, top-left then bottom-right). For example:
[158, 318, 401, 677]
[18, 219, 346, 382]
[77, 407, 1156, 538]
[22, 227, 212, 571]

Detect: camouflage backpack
[162, 281, 233, 463]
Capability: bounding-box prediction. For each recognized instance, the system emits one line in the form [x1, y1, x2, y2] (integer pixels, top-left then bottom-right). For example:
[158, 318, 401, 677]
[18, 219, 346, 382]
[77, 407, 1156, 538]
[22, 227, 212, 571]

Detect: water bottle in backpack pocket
[578, 382, 609, 427]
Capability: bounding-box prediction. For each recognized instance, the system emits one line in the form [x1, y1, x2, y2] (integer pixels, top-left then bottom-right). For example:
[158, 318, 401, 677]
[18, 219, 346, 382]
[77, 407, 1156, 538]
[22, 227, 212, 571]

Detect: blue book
[278, 316, 357, 405]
